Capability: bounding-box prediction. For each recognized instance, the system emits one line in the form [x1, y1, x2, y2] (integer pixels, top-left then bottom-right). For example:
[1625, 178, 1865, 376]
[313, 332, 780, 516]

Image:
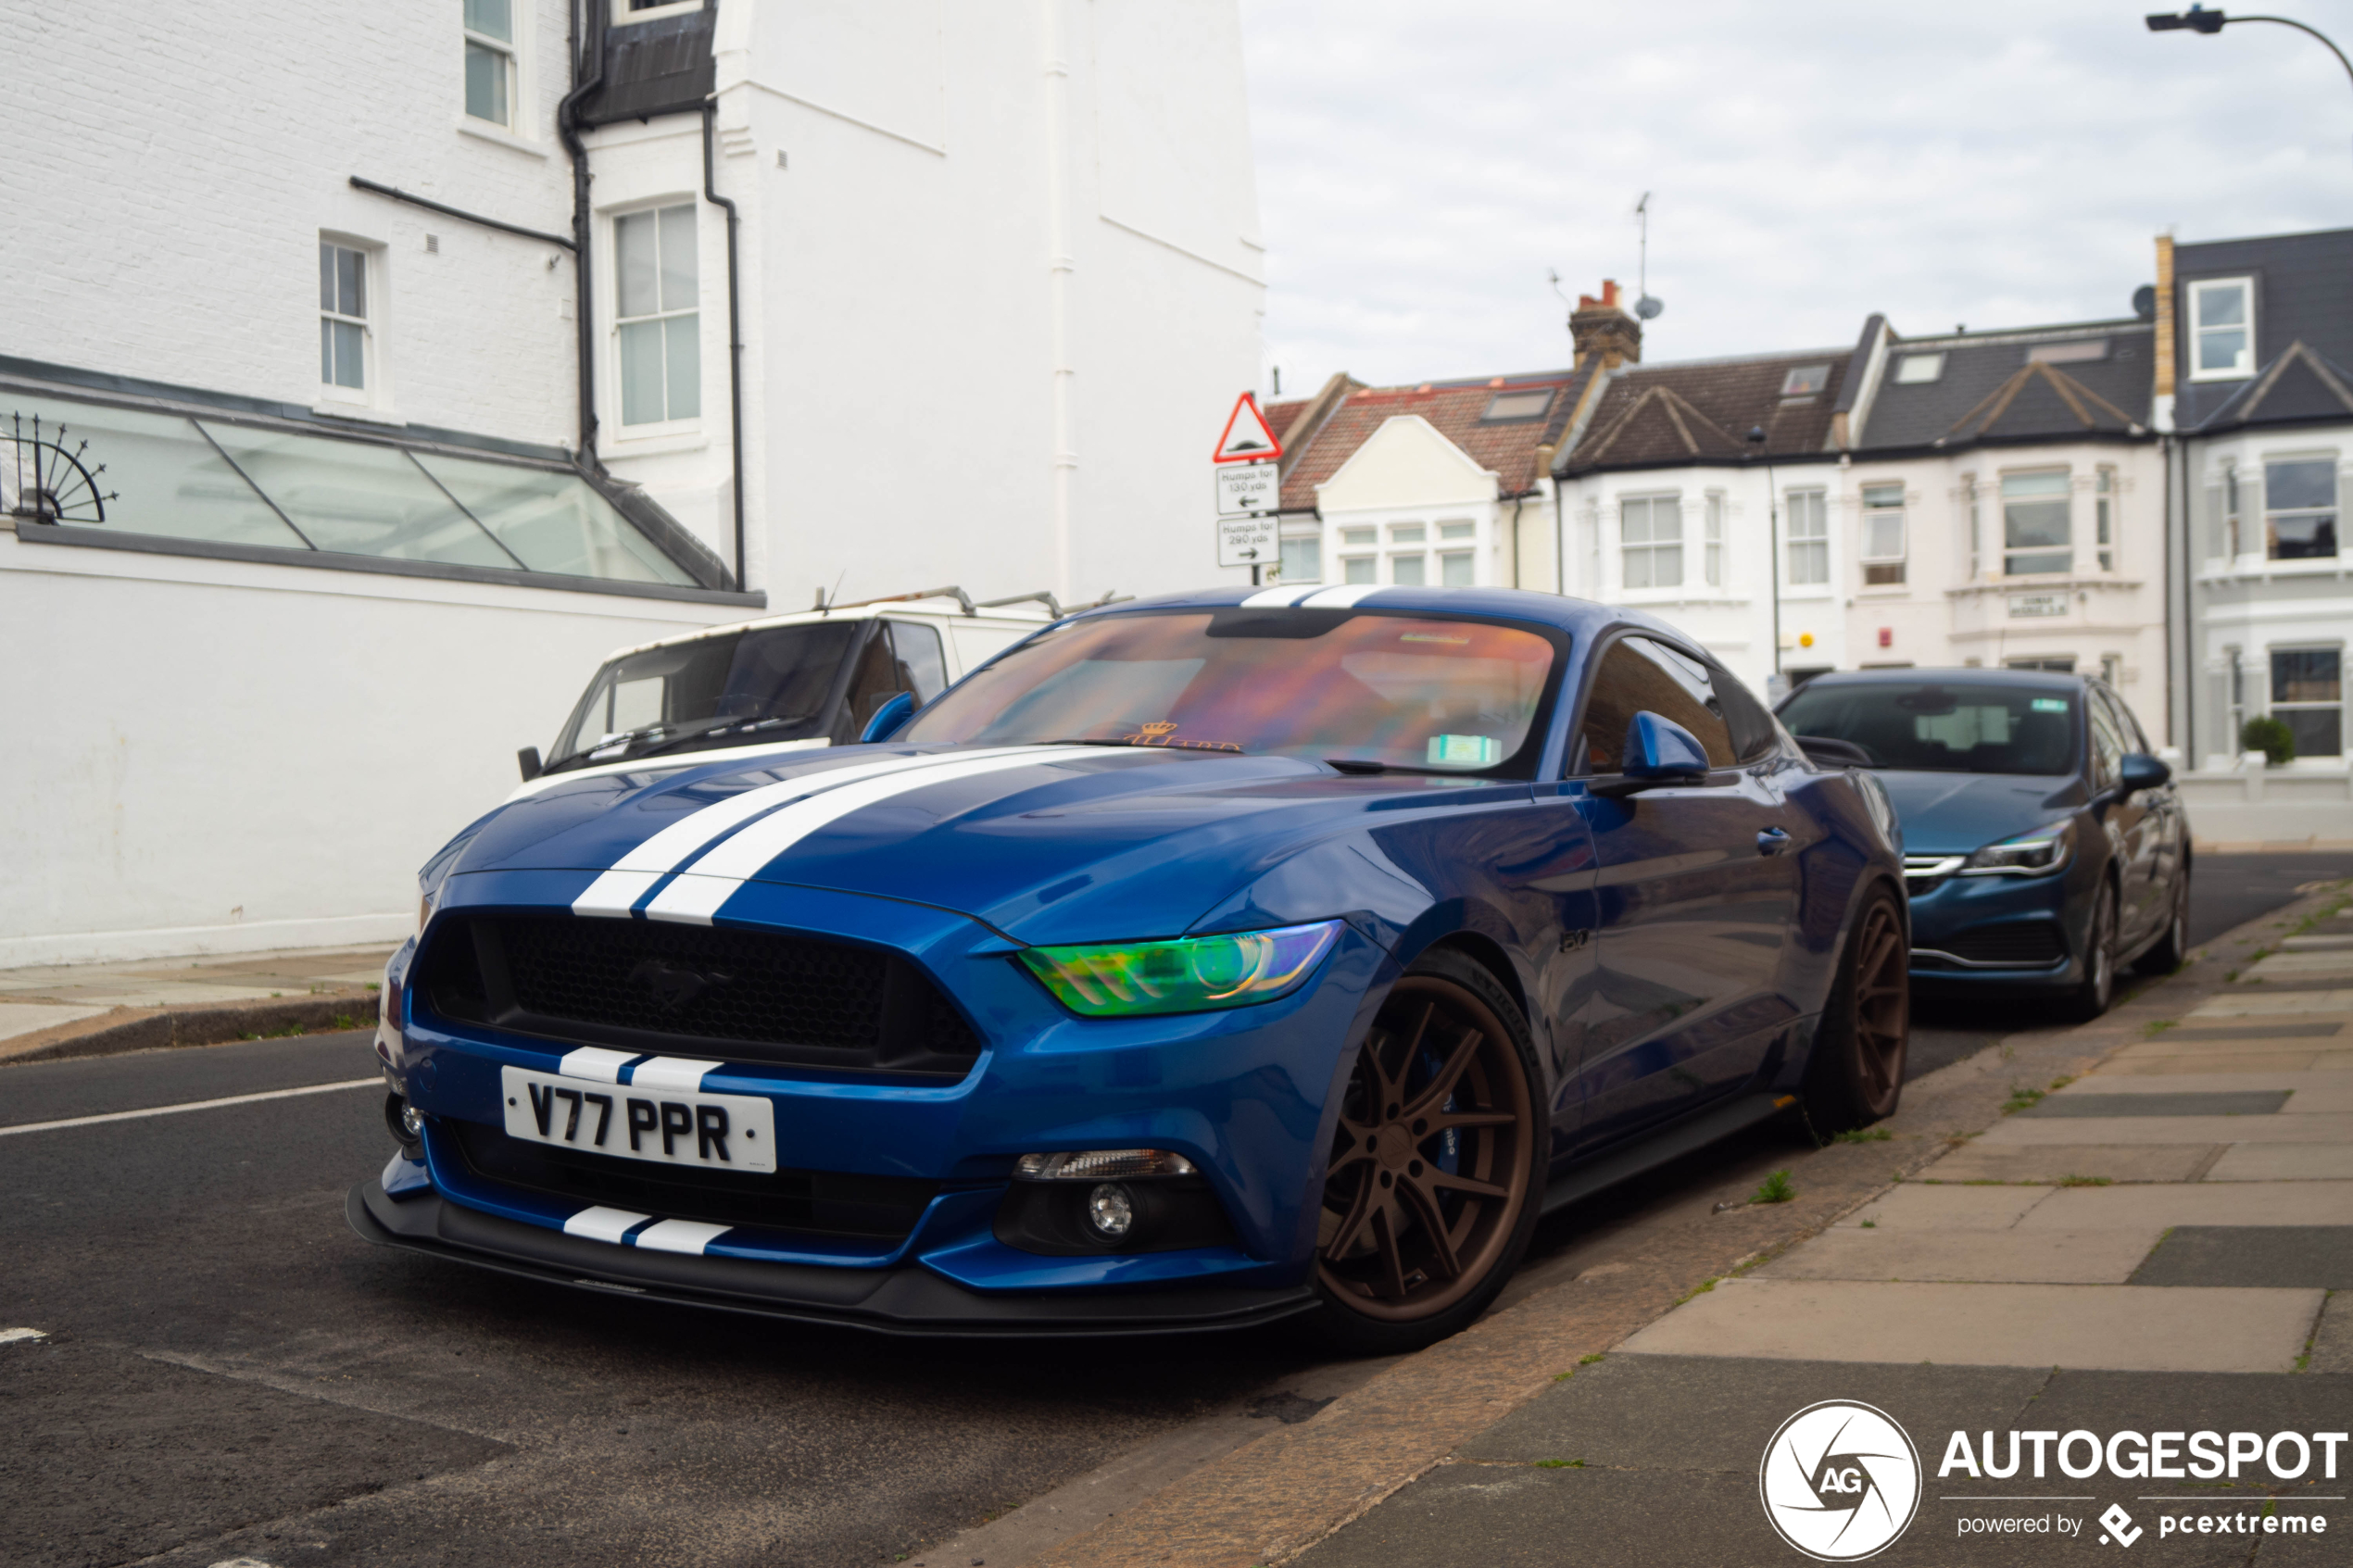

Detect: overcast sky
[1239, 0, 2353, 395]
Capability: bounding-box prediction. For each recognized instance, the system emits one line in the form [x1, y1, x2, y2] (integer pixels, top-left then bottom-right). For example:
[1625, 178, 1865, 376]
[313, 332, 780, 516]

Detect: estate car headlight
[1963, 820, 2074, 877]
[1018, 921, 1342, 1017]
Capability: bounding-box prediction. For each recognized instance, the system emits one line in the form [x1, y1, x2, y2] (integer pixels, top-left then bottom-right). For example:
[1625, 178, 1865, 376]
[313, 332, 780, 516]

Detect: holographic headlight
[1018, 921, 1342, 1017]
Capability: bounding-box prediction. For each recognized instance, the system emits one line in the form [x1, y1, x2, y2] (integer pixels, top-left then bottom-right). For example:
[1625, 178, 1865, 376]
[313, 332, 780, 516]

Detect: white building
[2162, 226, 2353, 841]
[0, 0, 1265, 964]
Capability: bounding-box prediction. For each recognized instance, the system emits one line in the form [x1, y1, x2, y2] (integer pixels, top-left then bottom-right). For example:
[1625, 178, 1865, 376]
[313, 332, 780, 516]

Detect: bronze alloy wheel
[1316, 972, 1537, 1323]
[1847, 897, 1909, 1118]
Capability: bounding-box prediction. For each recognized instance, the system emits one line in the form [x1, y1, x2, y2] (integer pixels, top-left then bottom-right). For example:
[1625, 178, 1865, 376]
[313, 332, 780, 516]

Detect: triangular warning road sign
[1212, 391, 1283, 464]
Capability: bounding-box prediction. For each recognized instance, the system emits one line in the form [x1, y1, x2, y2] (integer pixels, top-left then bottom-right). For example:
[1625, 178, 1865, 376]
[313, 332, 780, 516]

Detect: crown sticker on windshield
[2032, 698, 2069, 712]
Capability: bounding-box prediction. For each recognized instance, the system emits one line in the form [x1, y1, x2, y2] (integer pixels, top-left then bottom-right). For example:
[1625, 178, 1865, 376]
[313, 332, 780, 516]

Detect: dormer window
[1480, 388, 1554, 422]
[2188, 277, 2255, 380]
[1894, 353, 1944, 384]
[1780, 365, 1831, 396]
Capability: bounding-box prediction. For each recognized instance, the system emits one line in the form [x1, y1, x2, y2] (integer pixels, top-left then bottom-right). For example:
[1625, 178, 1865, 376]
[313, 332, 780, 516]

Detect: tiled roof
[1263, 397, 1312, 444]
[1278, 370, 1588, 510]
[2173, 226, 2353, 433]
[2196, 340, 2353, 431]
[1856, 322, 2151, 450]
[1556, 349, 1850, 476]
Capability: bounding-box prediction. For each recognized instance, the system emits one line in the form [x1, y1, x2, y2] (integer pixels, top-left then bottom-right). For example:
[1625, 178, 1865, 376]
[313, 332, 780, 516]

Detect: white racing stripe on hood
[626, 1057, 722, 1093]
[643, 746, 1104, 925]
[571, 746, 1050, 918]
[1299, 584, 1384, 608]
[558, 1047, 639, 1083]
[1240, 584, 1320, 607]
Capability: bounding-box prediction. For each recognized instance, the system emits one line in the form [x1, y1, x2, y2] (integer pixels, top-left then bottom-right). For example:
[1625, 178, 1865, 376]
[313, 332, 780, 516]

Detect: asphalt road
[3, 856, 2339, 1568]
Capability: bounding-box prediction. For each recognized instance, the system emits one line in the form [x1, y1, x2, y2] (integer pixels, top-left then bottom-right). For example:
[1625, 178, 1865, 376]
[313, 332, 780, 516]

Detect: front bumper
[374, 872, 1388, 1323]
[347, 1180, 1316, 1337]
[1904, 859, 2087, 992]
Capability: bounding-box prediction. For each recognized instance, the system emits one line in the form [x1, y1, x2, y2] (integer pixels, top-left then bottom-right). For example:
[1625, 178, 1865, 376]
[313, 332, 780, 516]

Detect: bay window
[2264, 458, 2338, 560]
[1621, 494, 1682, 589]
[2002, 470, 2071, 575]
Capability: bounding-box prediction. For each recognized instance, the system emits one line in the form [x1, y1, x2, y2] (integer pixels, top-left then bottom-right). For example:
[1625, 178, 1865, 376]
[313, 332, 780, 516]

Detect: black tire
[2065, 880, 2120, 1022]
[1801, 884, 1909, 1135]
[1301, 947, 1545, 1356]
[2133, 862, 2192, 976]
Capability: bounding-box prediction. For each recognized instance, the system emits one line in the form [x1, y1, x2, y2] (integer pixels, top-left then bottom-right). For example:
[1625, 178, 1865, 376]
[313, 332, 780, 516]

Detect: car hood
[1875, 770, 2082, 857]
[438, 743, 1506, 945]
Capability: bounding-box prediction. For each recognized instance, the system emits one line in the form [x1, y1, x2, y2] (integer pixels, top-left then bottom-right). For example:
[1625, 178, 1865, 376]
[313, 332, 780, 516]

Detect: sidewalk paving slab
[2310, 1295, 2353, 1374]
[1919, 1142, 2223, 1184]
[2051, 1071, 2335, 1094]
[1616, 1278, 2322, 1372]
[1839, 1185, 2055, 1231]
[2018, 1182, 2353, 1229]
[1753, 1227, 2160, 1284]
[1980, 1113, 2353, 1146]
[2208, 1145, 2353, 1181]
[2128, 1225, 2353, 1288]
[2018, 1091, 2290, 1117]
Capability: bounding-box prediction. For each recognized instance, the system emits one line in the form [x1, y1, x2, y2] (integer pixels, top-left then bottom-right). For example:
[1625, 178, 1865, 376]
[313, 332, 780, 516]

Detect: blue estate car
[1775, 669, 2189, 1021]
[351, 586, 1908, 1349]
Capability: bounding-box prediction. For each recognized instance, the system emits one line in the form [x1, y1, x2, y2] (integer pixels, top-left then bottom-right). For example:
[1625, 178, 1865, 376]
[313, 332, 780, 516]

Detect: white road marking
[626, 1057, 721, 1092]
[561, 1206, 650, 1245]
[571, 746, 1052, 917]
[1, 1327, 48, 1345]
[634, 1219, 730, 1255]
[556, 1047, 638, 1083]
[0, 1078, 379, 1138]
[644, 746, 1102, 924]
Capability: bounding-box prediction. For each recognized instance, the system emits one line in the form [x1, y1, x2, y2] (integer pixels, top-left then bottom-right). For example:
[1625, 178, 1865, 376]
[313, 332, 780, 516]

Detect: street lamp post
[2147, 7, 2353, 144]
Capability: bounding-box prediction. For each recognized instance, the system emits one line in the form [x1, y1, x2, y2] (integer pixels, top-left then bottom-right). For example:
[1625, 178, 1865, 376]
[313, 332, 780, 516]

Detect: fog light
[384, 1092, 424, 1152]
[1087, 1182, 1135, 1240]
[402, 1104, 426, 1139]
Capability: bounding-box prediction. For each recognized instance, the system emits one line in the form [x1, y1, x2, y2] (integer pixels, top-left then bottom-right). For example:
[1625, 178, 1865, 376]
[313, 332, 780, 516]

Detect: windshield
[1776, 681, 2080, 776]
[548, 621, 860, 771]
[899, 608, 1563, 774]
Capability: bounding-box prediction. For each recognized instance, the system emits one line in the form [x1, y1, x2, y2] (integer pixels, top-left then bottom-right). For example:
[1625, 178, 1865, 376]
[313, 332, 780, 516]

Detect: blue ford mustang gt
[351, 585, 1908, 1349]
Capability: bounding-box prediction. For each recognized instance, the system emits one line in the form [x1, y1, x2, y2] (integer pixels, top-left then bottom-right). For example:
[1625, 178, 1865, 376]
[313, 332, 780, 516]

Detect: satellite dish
[2132, 284, 2158, 322]
[1635, 295, 1665, 320]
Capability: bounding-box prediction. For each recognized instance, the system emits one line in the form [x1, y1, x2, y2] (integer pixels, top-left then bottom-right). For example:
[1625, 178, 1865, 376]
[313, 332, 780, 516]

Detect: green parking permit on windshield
[1427, 734, 1499, 766]
[2032, 698, 2068, 712]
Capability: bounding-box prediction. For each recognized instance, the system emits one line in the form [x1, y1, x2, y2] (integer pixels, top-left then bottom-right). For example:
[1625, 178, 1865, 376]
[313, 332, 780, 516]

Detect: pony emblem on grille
[627, 958, 734, 1014]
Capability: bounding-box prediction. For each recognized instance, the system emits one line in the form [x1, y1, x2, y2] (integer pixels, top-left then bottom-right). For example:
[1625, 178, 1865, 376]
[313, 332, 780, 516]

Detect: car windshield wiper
[626, 715, 813, 761]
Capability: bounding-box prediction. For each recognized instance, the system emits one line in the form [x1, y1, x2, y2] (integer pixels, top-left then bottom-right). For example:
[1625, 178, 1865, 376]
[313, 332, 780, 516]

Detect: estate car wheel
[1305, 949, 1544, 1355]
[2065, 882, 2120, 1022]
[1801, 886, 1909, 1135]
[2133, 865, 2191, 976]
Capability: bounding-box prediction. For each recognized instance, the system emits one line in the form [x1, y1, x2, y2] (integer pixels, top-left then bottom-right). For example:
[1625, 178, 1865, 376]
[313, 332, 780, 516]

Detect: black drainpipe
[556, 0, 606, 469]
[702, 100, 748, 591]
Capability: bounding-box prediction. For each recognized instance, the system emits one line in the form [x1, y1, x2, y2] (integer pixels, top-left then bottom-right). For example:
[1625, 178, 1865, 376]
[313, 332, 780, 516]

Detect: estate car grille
[1913, 923, 2069, 969]
[417, 913, 982, 1077]
[448, 1120, 937, 1239]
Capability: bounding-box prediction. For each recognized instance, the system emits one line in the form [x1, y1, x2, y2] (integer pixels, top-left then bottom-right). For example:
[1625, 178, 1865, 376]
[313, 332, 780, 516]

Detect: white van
[510, 588, 1073, 797]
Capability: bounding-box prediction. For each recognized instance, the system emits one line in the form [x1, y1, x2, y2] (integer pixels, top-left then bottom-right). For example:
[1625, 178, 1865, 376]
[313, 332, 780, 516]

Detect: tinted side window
[1579, 635, 1737, 772]
[1711, 660, 1780, 762]
[2106, 687, 2153, 754]
[2088, 691, 2124, 791]
[887, 620, 949, 702]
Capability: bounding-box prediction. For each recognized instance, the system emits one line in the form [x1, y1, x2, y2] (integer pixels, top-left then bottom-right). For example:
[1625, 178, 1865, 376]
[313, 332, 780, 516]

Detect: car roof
[1790, 667, 2093, 692]
[1065, 584, 1634, 640]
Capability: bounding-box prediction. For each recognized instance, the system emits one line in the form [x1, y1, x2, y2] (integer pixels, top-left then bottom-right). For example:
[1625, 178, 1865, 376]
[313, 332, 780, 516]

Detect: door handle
[1756, 827, 1793, 856]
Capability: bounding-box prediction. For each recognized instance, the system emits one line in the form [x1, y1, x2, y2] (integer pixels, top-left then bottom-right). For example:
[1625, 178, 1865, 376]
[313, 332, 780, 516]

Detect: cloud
[1240, 0, 2353, 389]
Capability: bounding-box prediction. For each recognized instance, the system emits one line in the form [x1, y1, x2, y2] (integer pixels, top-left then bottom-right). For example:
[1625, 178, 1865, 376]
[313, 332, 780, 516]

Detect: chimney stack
[1570, 279, 1642, 370]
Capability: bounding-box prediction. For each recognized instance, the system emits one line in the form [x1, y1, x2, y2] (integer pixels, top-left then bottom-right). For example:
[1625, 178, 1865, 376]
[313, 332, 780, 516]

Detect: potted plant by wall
[2241, 715, 2296, 769]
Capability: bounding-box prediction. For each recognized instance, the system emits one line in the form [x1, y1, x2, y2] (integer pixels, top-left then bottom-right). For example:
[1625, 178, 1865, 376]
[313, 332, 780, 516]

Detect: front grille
[417, 913, 983, 1077]
[448, 1120, 936, 1238]
[1922, 923, 2069, 968]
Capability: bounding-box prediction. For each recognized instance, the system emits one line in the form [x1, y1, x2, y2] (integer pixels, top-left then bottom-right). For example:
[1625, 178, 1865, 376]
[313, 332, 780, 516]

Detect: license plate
[498, 1065, 777, 1173]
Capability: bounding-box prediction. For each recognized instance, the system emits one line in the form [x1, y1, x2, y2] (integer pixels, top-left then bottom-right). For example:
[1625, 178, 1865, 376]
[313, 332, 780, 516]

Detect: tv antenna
[1632, 194, 1664, 320]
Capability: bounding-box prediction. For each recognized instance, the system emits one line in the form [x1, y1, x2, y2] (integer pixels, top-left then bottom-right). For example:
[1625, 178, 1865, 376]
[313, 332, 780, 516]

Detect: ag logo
[1759, 1400, 1921, 1561]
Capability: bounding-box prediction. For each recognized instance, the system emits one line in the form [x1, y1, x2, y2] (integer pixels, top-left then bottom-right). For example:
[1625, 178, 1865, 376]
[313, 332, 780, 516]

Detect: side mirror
[2120, 751, 2171, 793]
[860, 691, 917, 744]
[1591, 711, 1712, 798]
[517, 746, 543, 782]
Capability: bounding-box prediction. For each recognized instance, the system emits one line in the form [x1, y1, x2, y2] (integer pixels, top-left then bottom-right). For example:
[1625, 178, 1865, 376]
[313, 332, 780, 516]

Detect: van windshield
[1775, 681, 2080, 776]
[547, 621, 860, 772]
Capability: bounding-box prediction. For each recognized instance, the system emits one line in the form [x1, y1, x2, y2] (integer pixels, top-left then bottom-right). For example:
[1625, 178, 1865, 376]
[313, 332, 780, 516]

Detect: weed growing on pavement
[1675, 1277, 1719, 1305]
[1860, 1219, 1878, 1228]
[2001, 1085, 2045, 1115]
[2048, 1075, 2074, 1091]
[1580, 1352, 1604, 1364]
[2145, 1019, 2178, 1035]
[1833, 1127, 1892, 1144]
[1752, 1170, 1795, 1204]
[2057, 1173, 2113, 1187]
